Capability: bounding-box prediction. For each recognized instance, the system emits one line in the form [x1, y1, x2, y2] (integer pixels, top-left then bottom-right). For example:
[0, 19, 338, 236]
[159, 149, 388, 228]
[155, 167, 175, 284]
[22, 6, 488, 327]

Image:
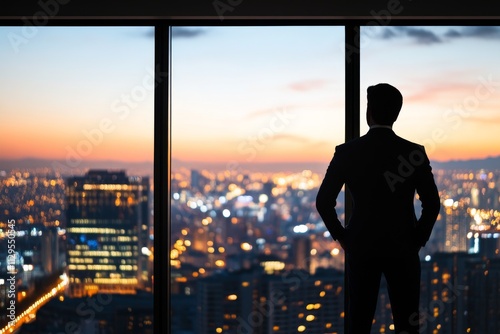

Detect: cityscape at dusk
[1, 25, 500, 333]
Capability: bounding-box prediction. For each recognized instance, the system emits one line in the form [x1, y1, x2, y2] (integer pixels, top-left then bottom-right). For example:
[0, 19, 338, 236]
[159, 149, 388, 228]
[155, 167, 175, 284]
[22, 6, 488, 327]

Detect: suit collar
[369, 124, 393, 130]
[367, 127, 396, 137]
[368, 127, 394, 133]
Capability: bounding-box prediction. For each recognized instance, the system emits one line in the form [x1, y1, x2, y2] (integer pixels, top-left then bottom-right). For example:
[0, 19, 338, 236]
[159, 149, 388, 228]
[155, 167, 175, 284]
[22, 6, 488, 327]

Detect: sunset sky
[0, 27, 155, 163]
[1, 26, 500, 170]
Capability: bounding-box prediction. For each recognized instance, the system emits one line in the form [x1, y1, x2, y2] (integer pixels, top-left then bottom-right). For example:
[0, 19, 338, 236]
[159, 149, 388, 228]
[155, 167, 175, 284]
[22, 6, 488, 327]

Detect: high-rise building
[267, 268, 344, 334]
[41, 226, 60, 275]
[65, 170, 149, 297]
[476, 232, 500, 258]
[195, 266, 344, 334]
[419, 252, 472, 334]
[196, 268, 259, 334]
[191, 169, 208, 193]
[291, 236, 312, 273]
[467, 258, 500, 333]
[443, 199, 469, 253]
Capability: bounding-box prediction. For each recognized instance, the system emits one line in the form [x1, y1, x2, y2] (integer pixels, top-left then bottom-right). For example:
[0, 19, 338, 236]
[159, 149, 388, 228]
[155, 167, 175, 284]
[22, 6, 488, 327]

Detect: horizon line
[2, 154, 500, 165]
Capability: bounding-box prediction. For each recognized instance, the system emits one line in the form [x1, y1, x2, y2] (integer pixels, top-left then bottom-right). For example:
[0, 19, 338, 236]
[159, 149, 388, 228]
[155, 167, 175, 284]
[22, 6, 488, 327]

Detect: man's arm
[415, 146, 441, 247]
[316, 146, 347, 242]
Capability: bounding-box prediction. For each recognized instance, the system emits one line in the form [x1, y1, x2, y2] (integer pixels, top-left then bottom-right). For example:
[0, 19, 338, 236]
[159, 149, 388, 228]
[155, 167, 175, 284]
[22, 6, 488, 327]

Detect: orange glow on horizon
[2, 133, 498, 165]
[1, 121, 152, 163]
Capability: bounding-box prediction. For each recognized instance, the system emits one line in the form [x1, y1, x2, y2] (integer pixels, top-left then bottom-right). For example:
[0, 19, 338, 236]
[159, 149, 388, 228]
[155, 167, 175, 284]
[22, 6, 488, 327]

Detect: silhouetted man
[316, 83, 440, 334]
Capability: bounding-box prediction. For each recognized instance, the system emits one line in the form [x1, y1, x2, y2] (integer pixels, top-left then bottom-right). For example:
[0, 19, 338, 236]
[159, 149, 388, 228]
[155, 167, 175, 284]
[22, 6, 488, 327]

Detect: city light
[259, 194, 269, 203]
[2, 156, 500, 332]
[240, 242, 253, 251]
[293, 224, 308, 233]
[444, 198, 454, 207]
[0, 275, 68, 334]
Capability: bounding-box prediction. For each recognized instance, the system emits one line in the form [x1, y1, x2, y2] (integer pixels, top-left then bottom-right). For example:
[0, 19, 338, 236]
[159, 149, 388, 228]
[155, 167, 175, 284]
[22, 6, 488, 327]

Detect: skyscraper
[467, 258, 500, 333]
[65, 170, 149, 297]
[419, 252, 471, 334]
[443, 199, 469, 253]
[291, 236, 312, 273]
[41, 226, 60, 275]
[195, 266, 344, 334]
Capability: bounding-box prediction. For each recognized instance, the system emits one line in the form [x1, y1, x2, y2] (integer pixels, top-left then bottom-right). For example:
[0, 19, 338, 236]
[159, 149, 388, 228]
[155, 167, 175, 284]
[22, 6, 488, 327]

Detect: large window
[0, 27, 154, 333]
[170, 26, 346, 333]
[361, 25, 500, 333]
[1, 21, 499, 334]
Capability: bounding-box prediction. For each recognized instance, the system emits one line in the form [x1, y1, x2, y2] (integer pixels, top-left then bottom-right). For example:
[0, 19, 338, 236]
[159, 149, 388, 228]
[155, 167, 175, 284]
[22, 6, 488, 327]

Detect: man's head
[366, 83, 403, 126]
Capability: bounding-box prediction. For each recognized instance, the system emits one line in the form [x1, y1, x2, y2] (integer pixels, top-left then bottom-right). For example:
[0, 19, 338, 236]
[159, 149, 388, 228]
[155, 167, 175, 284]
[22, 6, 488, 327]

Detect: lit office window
[0, 27, 154, 333]
[171, 26, 345, 333]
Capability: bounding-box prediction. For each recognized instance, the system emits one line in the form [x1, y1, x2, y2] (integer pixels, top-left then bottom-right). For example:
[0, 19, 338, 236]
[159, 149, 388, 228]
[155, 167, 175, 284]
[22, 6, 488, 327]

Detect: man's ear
[366, 106, 373, 126]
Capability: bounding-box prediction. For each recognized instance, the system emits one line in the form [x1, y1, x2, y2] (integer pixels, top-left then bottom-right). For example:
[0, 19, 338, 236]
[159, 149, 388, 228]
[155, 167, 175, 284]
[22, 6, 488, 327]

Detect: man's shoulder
[393, 134, 426, 151]
[336, 132, 427, 157]
[336, 133, 373, 151]
[338, 133, 369, 147]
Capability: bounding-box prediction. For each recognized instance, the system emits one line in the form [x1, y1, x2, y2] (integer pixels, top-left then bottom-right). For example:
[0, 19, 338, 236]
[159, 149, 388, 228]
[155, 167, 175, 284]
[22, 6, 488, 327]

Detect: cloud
[404, 82, 476, 103]
[381, 28, 397, 39]
[143, 28, 155, 38]
[171, 27, 207, 39]
[443, 28, 461, 38]
[378, 26, 500, 45]
[379, 27, 442, 44]
[121, 27, 154, 39]
[288, 79, 328, 92]
[466, 115, 500, 125]
[445, 26, 500, 39]
[402, 27, 442, 44]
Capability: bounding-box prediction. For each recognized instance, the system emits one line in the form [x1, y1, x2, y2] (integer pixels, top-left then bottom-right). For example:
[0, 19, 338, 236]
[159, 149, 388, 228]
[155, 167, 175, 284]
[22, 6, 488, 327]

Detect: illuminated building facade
[195, 268, 259, 334]
[467, 258, 500, 333]
[291, 236, 312, 273]
[267, 268, 344, 334]
[443, 199, 469, 253]
[41, 226, 60, 275]
[195, 267, 344, 334]
[419, 252, 471, 334]
[65, 170, 149, 297]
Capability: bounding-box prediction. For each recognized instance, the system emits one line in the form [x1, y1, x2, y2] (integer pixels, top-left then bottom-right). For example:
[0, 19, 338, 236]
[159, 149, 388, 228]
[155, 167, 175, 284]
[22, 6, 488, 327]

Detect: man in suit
[316, 83, 441, 334]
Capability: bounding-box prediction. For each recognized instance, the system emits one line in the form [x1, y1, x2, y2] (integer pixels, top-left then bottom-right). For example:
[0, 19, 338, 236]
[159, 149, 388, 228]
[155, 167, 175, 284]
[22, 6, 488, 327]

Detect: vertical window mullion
[344, 23, 361, 334]
[154, 22, 171, 334]
[345, 24, 361, 142]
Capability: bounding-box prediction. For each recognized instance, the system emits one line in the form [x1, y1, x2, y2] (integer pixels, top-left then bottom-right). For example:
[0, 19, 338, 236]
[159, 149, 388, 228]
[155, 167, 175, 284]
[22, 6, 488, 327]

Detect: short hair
[367, 83, 403, 125]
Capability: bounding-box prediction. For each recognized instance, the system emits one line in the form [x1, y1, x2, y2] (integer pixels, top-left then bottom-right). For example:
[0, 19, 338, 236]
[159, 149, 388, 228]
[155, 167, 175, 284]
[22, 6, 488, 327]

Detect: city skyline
[1, 26, 500, 169]
[1, 162, 500, 332]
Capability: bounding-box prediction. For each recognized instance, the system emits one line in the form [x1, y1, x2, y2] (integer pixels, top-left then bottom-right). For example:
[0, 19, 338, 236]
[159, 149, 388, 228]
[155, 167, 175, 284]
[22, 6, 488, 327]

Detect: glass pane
[171, 26, 345, 333]
[361, 25, 500, 333]
[0, 27, 154, 333]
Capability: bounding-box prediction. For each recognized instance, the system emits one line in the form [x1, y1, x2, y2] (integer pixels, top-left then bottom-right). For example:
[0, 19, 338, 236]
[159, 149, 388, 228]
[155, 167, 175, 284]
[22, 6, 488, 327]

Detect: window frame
[1, 17, 500, 334]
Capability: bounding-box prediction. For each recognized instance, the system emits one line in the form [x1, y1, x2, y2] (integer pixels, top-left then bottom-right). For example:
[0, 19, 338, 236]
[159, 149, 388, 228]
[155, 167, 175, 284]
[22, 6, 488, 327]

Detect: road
[0, 274, 69, 334]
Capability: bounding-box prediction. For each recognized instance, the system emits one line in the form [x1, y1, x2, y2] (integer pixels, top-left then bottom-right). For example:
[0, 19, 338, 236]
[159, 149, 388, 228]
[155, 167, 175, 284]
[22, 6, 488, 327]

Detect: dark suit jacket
[316, 127, 441, 256]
